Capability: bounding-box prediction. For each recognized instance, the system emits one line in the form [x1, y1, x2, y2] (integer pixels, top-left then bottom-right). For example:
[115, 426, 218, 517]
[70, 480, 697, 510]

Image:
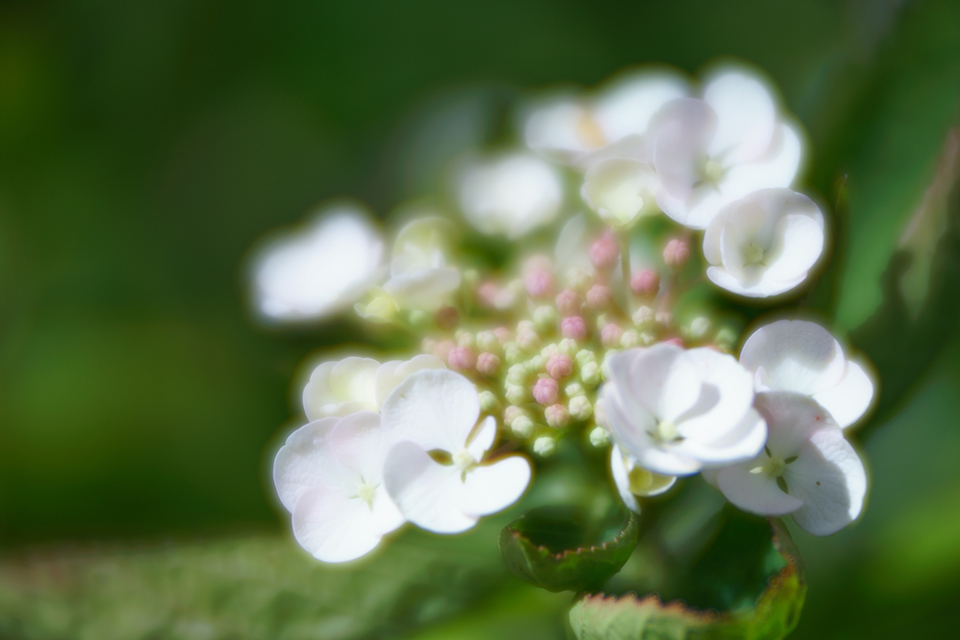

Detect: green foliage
[499, 507, 639, 593]
[568, 517, 804, 640]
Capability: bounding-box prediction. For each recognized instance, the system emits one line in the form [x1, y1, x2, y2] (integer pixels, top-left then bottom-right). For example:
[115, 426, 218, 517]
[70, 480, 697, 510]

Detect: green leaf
[499, 506, 639, 593]
[568, 515, 805, 640]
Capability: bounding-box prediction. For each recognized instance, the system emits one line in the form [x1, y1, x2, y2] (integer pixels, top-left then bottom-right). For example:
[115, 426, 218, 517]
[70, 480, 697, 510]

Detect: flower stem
[618, 231, 632, 314]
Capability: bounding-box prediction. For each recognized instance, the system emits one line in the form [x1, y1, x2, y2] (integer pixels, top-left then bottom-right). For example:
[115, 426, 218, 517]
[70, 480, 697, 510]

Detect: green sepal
[499, 506, 639, 593]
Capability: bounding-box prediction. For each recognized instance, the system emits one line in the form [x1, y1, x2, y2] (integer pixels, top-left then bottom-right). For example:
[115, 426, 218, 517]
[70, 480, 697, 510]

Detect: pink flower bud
[601, 323, 624, 347]
[663, 337, 684, 347]
[493, 326, 511, 344]
[435, 306, 460, 331]
[586, 284, 613, 310]
[504, 405, 524, 427]
[476, 352, 501, 376]
[447, 346, 476, 371]
[544, 403, 570, 429]
[561, 316, 587, 341]
[545, 353, 573, 380]
[433, 340, 456, 361]
[631, 269, 660, 297]
[477, 281, 499, 307]
[555, 289, 582, 317]
[533, 377, 559, 405]
[525, 269, 554, 299]
[663, 238, 690, 268]
[589, 233, 620, 270]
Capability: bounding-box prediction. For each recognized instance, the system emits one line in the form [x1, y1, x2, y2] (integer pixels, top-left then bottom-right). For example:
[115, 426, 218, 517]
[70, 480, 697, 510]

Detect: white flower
[381, 369, 532, 533]
[303, 354, 446, 421]
[251, 204, 384, 322]
[702, 188, 825, 298]
[610, 444, 676, 512]
[457, 152, 563, 238]
[273, 412, 404, 562]
[707, 392, 867, 536]
[739, 319, 874, 429]
[647, 66, 803, 229]
[382, 216, 461, 310]
[601, 344, 767, 476]
[582, 158, 661, 228]
[522, 70, 689, 166]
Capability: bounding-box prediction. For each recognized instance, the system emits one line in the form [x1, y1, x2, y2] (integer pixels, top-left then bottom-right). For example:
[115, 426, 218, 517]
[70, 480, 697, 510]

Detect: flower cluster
[255, 61, 876, 563]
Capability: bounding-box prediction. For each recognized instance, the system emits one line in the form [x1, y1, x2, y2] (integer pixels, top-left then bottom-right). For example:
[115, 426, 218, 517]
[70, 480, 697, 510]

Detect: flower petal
[594, 70, 689, 143]
[610, 445, 639, 512]
[756, 391, 836, 458]
[383, 269, 461, 310]
[677, 407, 767, 467]
[648, 97, 717, 201]
[675, 348, 756, 444]
[812, 359, 875, 429]
[383, 441, 478, 534]
[329, 411, 387, 484]
[302, 357, 380, 421]
[466, 415, 499, 460]
[460, 455, 532, 518]
[718, 122, 802, 197]
[291, 487, 384, 563]
[740, 320, 846, 396]
[374, 354, 447, 408]
[381, 369, 481, 452]
[703, 67, 777, 164]
[274, 419, 353, 512]
[762, 214, 824, 281]
[715, 465, 804, 516]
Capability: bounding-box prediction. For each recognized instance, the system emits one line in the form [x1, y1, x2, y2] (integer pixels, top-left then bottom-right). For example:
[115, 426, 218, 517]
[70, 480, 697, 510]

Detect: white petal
[785, 426, 867, 536]
[648, 97, 717, 201]
[329, 411, 387, 484]
[369, 484, 406, 535]
[707, 265, 806, 298]
[715, 465, 804, 516]
[252, 206, 384, 322]
[303, 357, 380, 421]
[812, 359, 875, 429]
[634, 443, 704, 476]
[273, 419, 353, 512]
[755, 391, 837, 458]
[522, 95, 599, 162]
[291, 487, 384, 563]
[460, 455, 531, 517]
[610, 445, 639, 512]
[601, 383, 657, 463]
[383, 269, 461, 310]
[762, 214, 824, 281]
[593, 70, 690, 143]
[576, 134, 652, 169]
[374, 354, 447, 408]
[703, 67, 777, 164]
[632, 344, 702, 422]
[466, 415, 498, 460]
[718, 122, 802, 197]
[678, 407, 767, 467]
[383, 441, 478, 534]
[391, 216, 457, 276]
[582, 158, 659, 227]
[675, 348, 757, 444]
[740, 320, 846, 396]
[381, 369, 481, 452]
[554, 213, 594, 272]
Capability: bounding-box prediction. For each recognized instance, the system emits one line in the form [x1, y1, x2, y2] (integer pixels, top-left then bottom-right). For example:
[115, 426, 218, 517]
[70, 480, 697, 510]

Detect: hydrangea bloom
[273, 412, 404, 562]
[610, 444, 676, 512]
[706, 392, 867, 536]
[739, 319, 874, 428]
[303, 354, 445, 420]
[382, 216, 461, 311]
[381, 370, 531, 533]
[457, 152, 564, 238]
[582, 158, 661, 228]
[702, 188, 825, 297]
[601, 344, 767, 476]
[252, 205, 384, 322]
[647, 67, 802, 229]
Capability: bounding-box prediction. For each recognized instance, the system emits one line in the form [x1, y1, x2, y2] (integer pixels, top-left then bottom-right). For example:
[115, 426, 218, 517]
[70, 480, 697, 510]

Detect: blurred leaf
[0, 525, 513, 640]
[499, 506, 638, 593]
[568, 516, 804, 640]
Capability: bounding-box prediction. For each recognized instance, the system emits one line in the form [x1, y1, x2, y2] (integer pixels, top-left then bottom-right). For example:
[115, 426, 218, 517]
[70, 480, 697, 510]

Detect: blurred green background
[1, 0, 959, 638]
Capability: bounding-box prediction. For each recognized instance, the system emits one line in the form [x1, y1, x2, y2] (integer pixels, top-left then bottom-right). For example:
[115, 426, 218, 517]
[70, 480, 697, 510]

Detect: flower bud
[512, 415, 535, 439]
[685, 316, 712, 340]
[595, 314, 610, 330]
[477, 281, 499, 307]
[586, 284, 613, 310]
[566, 267, 594, 293]
[479, 391, 500, 413]
[540, 343, 559, 359]
[503, 342, 524, 365]
[545, 403, 570, 429]
[589, 234, 620, 270]
[533, 436, 557, 457]
[476, 330, 500, 354]
[493, 287, 518, 310]
[639, 330, 657, 346]
[493, 327, 512, 344]
[533, 305, 559, 332]
[507, 363, 530, 385]
[433, 340, 456, 361]
[575, 349, 597, 367]
[505, 383, 529, 405]
[580, 361, 601, 387]
[663, 337, 684, 347]
[630, 269, 660, 297]
[565, 382, 584, 397]
[447, 346, 476, 371]
[525, 269, 554, 299]
[620, 330, 642, 349]
[517, 329, 541, 352]
[503, 406, 525, 427]
[435, 305, 460, 330]
[545, 353, 573, 379]
[601, 323, 624, 347]
[555, 289, 582, 316]
[714, 325, 739, 350]
[455, 330, 475, 348]
[533, 377, 559, 405]
[589, 426, 610, 447]
[663, 238, 690, 269]
[359, 295, 399, 322]
[632, 305, 655, 327]
[569, 395, 593, 421]
[525, 355, 547, 373]
[561, 316, 587, 341]
[476, 352, 501, 376]
[656, 311, 672, 327]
